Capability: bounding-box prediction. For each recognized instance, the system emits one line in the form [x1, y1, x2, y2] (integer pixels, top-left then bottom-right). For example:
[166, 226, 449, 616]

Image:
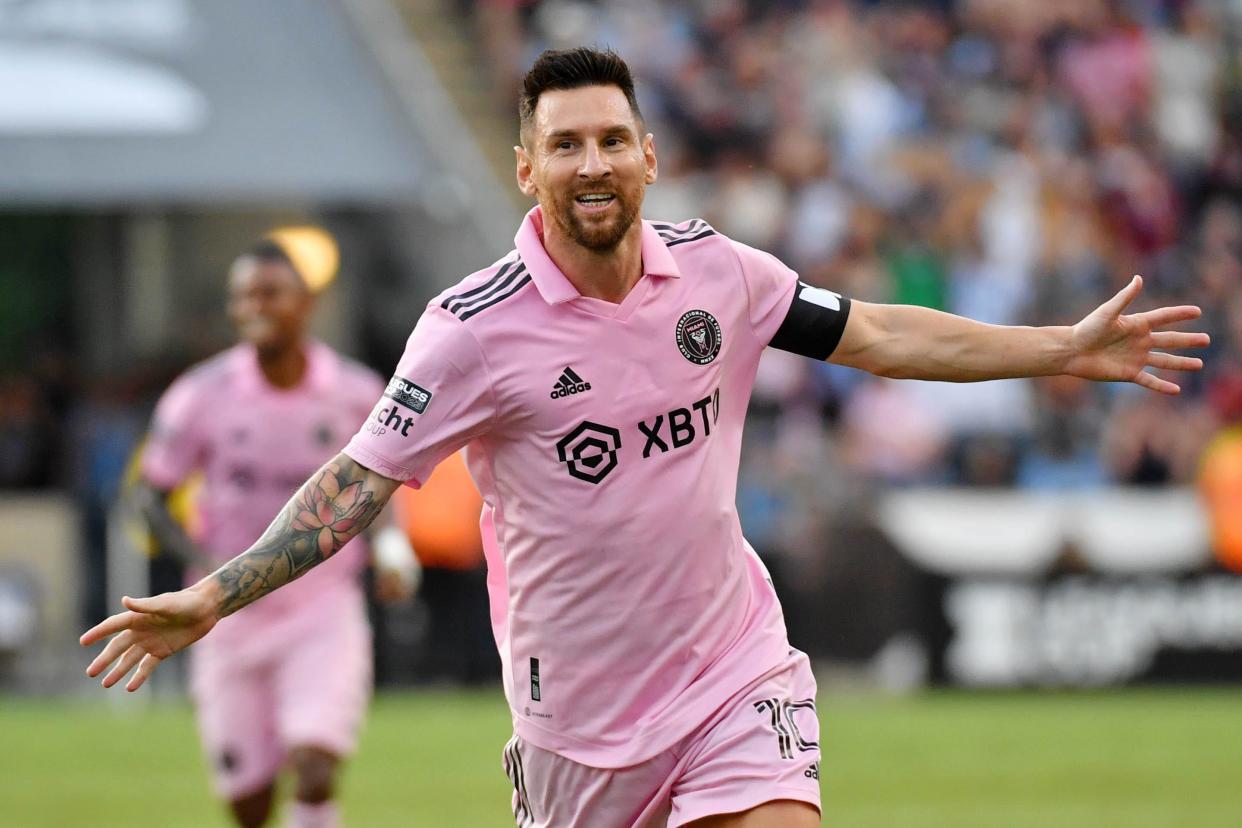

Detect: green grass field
[3, 688, 1239, 827]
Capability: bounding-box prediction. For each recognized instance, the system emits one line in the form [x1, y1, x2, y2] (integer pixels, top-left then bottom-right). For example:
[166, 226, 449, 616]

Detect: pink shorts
[501, 649, 820, 828]
[189, 590, 372, 799]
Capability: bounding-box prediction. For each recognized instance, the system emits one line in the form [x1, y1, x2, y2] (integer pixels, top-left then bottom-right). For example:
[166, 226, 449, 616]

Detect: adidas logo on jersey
[550, 367, 591, 399]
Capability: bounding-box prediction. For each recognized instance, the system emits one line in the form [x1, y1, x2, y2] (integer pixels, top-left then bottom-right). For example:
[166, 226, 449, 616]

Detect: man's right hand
[80, 582, 220, 691]
[83, 454, 399, 692]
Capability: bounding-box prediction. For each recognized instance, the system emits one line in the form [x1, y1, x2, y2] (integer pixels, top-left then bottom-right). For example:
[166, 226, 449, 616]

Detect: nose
[231, 291, 265, 320]
[578, 141, 611, 180]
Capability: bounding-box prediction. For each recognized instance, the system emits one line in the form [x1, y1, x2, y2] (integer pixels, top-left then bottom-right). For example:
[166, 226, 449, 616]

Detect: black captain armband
[768, 281, 852, 360]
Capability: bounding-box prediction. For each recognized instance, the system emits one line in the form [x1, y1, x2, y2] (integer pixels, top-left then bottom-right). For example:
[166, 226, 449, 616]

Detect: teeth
[577, 194, 614, 203]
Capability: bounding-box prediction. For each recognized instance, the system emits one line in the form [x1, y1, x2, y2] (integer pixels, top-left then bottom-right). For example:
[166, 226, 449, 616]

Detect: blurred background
[2, 0, 1241, 826]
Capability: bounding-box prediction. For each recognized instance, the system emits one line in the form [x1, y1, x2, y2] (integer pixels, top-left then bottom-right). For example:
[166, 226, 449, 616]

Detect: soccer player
[84, 49, 1209, 827]
[131, 240, 416, 828]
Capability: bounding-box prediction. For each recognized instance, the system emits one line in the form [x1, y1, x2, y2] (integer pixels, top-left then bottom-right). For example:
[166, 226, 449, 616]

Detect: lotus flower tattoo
[291, 464, 375, 557]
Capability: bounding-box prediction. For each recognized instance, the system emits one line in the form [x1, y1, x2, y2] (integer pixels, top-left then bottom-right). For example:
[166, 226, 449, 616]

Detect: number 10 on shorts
[754, 698, 818, 760]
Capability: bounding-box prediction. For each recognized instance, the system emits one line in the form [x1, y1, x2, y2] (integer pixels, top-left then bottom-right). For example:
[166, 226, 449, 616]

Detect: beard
[546, 180, 644, 252]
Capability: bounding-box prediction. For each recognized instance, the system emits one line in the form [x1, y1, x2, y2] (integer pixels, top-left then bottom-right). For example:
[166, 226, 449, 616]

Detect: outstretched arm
[81, 454, 401, 690]
[830, 276, 1208, 394]
[212, 455, 398, 614]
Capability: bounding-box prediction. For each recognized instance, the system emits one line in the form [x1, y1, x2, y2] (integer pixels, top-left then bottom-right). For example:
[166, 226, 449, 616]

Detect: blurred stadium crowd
[473, 0, 1242, 497]
[459, 0, 1242, 630]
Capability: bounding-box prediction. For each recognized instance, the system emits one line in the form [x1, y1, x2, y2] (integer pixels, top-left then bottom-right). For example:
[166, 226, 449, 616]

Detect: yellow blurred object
[122, 439, 203, 556]
[391, 450, 484, 570]
[266, 225, 340, 293]
[1198, 426, 1242, 572]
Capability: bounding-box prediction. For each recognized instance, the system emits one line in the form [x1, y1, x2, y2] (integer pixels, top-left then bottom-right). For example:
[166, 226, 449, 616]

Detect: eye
[556, 140, 575, 151]
[605, 137, 624, 147]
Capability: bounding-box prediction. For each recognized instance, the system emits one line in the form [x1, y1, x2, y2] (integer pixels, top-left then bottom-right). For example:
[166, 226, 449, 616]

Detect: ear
[515, 145, 538, 199]
[643, 133, 658, 185]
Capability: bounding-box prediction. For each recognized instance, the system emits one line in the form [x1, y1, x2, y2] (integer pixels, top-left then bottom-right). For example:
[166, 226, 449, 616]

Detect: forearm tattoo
[213, 454, 392, 616]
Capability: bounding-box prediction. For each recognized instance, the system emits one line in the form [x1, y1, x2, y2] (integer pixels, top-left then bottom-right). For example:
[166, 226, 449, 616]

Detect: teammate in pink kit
[85, 49, 1208, 827]
[134, 241, 415, 828]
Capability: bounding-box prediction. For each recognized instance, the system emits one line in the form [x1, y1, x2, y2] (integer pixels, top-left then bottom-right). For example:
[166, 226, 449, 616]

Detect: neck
[255, 341, 307, 389]
[542, 219, 644, 304]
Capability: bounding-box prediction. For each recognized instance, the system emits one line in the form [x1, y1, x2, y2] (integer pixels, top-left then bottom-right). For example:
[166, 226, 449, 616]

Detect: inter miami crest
[675, 309, 722, 365]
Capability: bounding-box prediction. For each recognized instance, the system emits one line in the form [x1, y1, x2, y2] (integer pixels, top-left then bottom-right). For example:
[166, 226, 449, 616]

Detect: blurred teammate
[132, 241, 415, 828]
[85, 49, 1208, 827]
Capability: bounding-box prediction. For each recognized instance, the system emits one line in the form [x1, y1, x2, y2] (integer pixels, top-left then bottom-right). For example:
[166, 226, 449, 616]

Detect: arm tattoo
[213, 454, 396, 617]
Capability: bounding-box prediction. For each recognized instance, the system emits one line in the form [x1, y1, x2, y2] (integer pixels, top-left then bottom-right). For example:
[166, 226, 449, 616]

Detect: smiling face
[516, 84, 658, 253]
[227, 256, 312, 355]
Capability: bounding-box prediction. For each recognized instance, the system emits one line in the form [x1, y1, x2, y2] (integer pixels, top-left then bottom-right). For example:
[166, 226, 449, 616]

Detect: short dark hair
[237, 239, 307, 290]
[519, 47, 643, 145]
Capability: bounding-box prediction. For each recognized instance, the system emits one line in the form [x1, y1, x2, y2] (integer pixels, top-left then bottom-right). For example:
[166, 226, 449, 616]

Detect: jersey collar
[515, 205, 681, 306]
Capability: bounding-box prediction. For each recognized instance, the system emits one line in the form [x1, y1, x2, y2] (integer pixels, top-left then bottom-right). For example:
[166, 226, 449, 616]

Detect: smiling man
[130, 241, 415, 828]
[84, 49, 1209, 827]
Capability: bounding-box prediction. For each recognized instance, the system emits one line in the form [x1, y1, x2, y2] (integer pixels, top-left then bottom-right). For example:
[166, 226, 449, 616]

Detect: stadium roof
[0, 0, 426, 205]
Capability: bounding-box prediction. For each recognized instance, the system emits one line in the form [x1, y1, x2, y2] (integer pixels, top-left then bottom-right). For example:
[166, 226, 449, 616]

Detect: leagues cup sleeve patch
[384, 375, 433, 414]
[768, 282, 852, 360]
[676, 309, 723, 365]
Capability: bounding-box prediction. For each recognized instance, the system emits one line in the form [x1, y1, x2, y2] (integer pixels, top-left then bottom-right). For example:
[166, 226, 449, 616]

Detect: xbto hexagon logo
[555, 421, 622, 484]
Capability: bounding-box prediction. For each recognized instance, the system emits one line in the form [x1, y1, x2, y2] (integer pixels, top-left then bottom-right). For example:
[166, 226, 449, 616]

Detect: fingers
[1148, 352, 1203, 372]
[127, 653, 163, 692]
[1137, 305, 1202, 329]
[80, 610, 138, 647]
[1134, 370, 1180, 395]
[81, 594, 171, 648]
[122, 594, 168, 614]
[102, 644, 147, 689]
[1101, 275, 1143, 317]
[86, 628, 134, 677]
[1151, 330, 1211, 350]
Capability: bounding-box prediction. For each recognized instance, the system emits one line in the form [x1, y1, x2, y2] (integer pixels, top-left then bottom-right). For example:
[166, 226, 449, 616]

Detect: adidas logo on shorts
[550, 367, 591, 399]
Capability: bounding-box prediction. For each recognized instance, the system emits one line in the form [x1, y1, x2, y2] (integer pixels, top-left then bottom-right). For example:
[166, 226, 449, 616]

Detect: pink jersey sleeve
[343, 305, 496, 486]
[142, 373, 208, 490]
[729, 239, 799, 347]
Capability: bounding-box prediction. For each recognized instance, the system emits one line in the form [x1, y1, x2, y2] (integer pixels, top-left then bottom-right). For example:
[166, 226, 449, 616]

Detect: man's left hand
[1066, 275, 1210, 395]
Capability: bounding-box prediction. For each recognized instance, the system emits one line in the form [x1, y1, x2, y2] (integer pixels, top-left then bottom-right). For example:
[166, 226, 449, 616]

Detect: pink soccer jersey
[144, 340, 384, 638]
[345, 206, 847, 768]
